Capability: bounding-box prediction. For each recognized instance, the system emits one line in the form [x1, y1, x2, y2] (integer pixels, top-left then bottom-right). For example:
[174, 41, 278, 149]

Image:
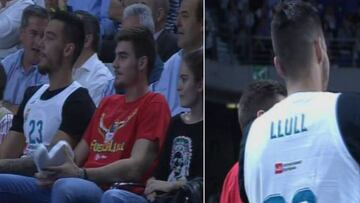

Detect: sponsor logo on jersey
[274, 160, 302, 174]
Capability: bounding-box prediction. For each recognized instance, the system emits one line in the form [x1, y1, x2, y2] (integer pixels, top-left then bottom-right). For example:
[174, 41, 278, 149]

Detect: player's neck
[124, 81, 149, 103]
[286, 78, 323, 95]
[48, 64, 73, 91]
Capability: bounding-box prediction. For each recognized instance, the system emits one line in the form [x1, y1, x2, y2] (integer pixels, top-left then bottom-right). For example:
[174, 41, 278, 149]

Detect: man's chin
[37, 64, 49, 75]
[114, 81, 126, 92]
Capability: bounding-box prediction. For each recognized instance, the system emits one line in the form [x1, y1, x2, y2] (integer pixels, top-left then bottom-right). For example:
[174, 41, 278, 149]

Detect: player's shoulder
[68, 86, 93, 101]
[25, 85, 43, 98]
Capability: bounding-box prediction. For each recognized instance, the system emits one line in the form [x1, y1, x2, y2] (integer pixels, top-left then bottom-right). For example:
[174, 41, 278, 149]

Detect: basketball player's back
[243, 91, 360, 202]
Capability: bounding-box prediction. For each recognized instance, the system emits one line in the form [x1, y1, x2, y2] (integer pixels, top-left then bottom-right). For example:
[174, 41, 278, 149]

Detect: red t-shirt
[220, 162, 243, 203]
[82, 92, 170, 191]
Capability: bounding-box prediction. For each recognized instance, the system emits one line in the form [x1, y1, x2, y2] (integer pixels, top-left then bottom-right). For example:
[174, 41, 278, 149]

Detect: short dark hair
[74, 10, 100, 52]
[21, 5, 49, 29]
[271, 1, 323, 78]
[196, 0, 203, 23]
[238, 80, 287, 130]
[50, 11, 85, 64]
[116, 26, 156, 81]
[183, 49, 203, 82]
[0, 64, 7, 100]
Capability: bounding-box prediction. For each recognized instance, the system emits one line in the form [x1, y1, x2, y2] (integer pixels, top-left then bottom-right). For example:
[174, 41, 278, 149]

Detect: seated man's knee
[53, 178, 78, 195]
[102, 189, 127, 202]
[102, 189, 147, 203]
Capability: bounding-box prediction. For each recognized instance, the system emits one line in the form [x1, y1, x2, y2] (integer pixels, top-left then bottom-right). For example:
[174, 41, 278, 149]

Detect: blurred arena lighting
[226, 103, 239, 109]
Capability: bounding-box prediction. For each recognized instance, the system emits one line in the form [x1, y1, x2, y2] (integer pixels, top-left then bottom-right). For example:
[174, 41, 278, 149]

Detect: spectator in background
[150, 0, 180, 62]
[73, 10, 115, 106]
[0, 0, 34, 59]
[0, 64, 13, 144]
[165, 0, 180, 33]
[108, 0, 139, 24]
[109, 0, 179, 62]
[254, 4, 271, 37]
[67, 0, 116, 39]
[110, 0, 180, 62]
[108, 0, 124, 23]
[125, 0, 180, 62]
[122, 4, 155, 35]
[1, 5, 49, 114]
[155, 0, 203, 116]
[122, 3, 163, 85]
[219, 80, 287, 203]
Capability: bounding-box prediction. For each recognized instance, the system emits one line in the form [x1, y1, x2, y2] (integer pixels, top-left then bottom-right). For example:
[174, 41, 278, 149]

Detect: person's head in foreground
[271, 0, 329, 93]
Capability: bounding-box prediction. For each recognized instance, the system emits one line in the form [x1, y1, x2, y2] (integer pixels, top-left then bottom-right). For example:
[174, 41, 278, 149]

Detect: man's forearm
[86, 158, 139, 184]
[0, 157, 37, 176]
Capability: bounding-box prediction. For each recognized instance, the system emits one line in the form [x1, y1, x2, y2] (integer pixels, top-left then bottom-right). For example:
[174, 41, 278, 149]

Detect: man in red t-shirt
[35, 27, 171, 203]
[220, 80, 287, 203]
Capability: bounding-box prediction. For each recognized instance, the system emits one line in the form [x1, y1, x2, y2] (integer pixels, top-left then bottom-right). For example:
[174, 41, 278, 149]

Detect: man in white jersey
[0, 11, 95, 176]
[239, 1, 360, 202]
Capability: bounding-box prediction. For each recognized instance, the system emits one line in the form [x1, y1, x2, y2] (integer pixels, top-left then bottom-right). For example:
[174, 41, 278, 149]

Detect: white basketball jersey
[23, 82, 81, 156]
[244, 92, 360, 203]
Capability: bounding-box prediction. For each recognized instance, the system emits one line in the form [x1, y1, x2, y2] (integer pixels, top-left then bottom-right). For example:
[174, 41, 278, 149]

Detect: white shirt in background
[0, 0, 34, 59]
[72, 53, 115, 106]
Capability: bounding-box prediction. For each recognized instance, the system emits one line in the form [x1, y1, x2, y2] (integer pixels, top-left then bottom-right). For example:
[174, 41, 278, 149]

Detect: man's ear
[64, 43, 75, 59]
[256, 109, 265, 117]
[274, 56, 286, 79]
[83, 34, 93, 49]
[314, 36, 323, 65]
[138, 56, 148, 71]
[157, 8, 166, 24]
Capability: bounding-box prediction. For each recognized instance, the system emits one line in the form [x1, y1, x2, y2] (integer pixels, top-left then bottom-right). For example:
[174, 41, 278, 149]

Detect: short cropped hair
[123, 3, 155, 34]
[271, 1, 323, 78]
[51, 11, 85, 64]
[21, 5, 49, 29]
[116, 27, 156, 81]
[238, 80, 287, 130]
[154, 0, 169, 18]
[74, 10, 101, 52]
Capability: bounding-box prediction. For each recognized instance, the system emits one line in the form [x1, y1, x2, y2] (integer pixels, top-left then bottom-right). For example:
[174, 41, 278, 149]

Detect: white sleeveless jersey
[244, 92, 360, 203]
[23, 82, 81, 156]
